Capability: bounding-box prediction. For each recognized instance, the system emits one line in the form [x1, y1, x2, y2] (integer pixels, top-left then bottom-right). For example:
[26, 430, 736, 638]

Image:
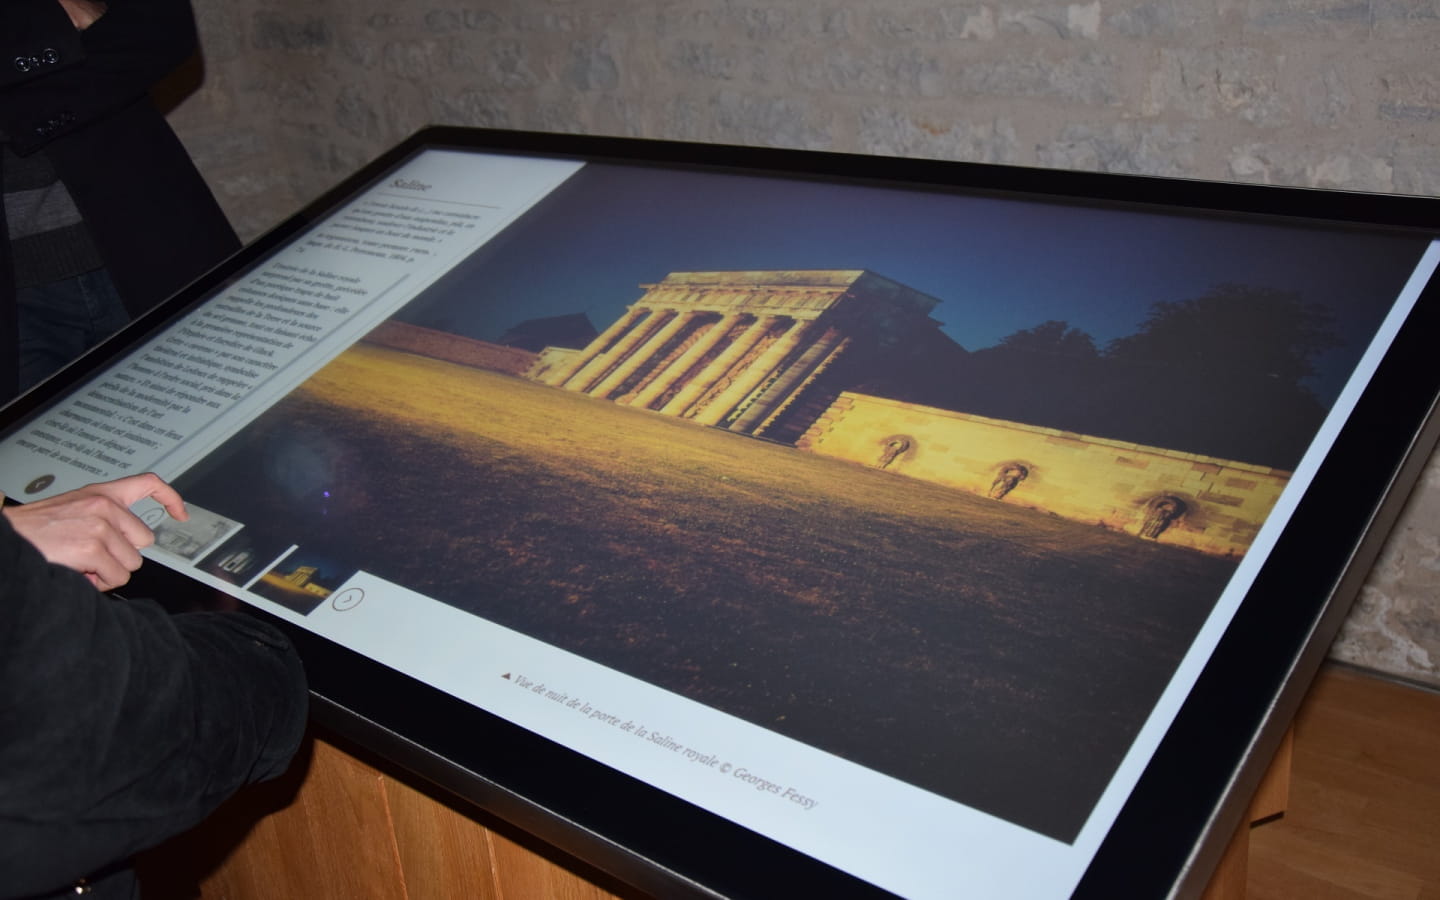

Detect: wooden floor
[1247, 664, 1440, 900]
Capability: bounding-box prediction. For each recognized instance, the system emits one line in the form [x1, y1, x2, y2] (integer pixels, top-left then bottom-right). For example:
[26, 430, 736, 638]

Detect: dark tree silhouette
[998, 320, 1101, 359]
[927, 289, 1337, 468]
[941, 320, 1109, 431]
[1096, 284, 1339, 467]
[1105, 284, 1340, 384]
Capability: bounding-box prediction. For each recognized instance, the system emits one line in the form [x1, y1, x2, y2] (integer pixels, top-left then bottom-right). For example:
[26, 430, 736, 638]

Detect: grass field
[174, 343, 1240, 841]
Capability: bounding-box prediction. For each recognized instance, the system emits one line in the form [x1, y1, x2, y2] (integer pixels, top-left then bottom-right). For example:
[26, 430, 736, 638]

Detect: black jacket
[0, 0, 241, 400]
[0, 511, 308, 899]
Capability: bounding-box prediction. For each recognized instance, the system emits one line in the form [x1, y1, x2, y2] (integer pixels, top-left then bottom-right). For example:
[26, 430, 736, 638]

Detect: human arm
[0, 513, 308, 896]
[1, 473, 188, 591]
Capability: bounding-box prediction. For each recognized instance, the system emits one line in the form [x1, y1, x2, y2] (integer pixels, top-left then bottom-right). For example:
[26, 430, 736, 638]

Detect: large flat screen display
[3, 128, 1438, 899]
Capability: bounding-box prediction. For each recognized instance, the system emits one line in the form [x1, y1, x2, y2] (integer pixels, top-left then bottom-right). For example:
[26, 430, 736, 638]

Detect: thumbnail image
[247, 548, 357, 616]
[197, 527, 293, 588]
[151, 505, 240, 562]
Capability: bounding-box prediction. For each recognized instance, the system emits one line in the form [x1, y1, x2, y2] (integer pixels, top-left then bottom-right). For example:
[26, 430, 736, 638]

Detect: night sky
[395, 162, 1431, 408]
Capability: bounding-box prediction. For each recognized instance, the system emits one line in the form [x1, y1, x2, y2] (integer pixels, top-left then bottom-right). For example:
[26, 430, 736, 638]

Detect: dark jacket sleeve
[0, 0, 88, 92]
[0, 515, 308, 898]
[0, 0, 201, 154]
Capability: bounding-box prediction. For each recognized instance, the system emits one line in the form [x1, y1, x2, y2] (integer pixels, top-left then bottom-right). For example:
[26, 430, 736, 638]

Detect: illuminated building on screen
[531, 270, 965, 445]
[519, 270, 1291, 556]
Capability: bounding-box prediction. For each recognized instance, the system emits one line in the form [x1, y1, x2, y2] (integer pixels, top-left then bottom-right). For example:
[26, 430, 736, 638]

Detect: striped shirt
[2, 138, 104, 289]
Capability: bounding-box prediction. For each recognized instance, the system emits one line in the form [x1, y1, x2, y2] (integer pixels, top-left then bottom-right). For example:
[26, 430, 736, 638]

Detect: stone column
[692, 318, 810, 427]
[631, 312, 736, 410]
[543, 306, 649, 388]
[563, 308, 666, 394]
[661, 314, 770, 418]
[589, 309, 695, 401]
[728, 326, 846, 435]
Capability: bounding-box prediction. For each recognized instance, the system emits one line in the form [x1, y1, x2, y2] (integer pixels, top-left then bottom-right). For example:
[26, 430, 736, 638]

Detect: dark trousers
[14, 267, 128, 396]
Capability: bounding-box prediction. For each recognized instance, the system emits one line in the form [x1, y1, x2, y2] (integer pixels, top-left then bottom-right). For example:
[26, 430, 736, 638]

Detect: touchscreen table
[2, 128, 1438, 899]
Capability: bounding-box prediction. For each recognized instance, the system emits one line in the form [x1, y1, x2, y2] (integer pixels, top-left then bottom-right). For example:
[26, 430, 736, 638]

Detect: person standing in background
[0, 0, 240, 403]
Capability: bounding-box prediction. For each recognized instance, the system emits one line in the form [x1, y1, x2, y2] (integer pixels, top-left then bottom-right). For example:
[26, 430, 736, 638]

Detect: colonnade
[541, 305, 847, 435]
[534, 271, 944, 438]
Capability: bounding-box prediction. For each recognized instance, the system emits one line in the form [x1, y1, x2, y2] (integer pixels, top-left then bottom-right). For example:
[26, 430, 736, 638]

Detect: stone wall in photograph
[801, 391, 1290, 557]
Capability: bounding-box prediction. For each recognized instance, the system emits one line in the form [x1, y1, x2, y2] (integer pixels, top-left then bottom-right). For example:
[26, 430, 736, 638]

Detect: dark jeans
[15, 268, 129, 395]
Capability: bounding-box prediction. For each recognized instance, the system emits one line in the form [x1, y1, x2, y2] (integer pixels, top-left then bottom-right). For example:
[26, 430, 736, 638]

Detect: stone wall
[801, 392, 1290, 557]
[161, 0, 1440, 687]
[363, 320, 538, 375]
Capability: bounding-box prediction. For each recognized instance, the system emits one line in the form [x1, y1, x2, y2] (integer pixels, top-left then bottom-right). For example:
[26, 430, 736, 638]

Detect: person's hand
[56, 0, 107, 31]
[3, 473, 188, 591]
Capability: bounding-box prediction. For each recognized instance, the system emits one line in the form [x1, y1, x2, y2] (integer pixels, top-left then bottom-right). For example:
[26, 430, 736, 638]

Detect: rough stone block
[857, 109, 1019, 163]
[1036, 122, 1197, 176]
[665, 92, 835, 150]
[1143, 46, 1287, 125]
[565, 37, 621, 91]
[381, 40, 446, 80]
[1371, 0, 1440, 38]
[1244, 0, 1375, 37]
[1379, 71, 1440, 123]
[789, 47, 946, 97]
[955, 52, 1122, 106]
[665, 40, 744, 81]
[1392, 143, 1440, 196]
[1228, 142, 1394, 191]
[433, 90, 516, 130]
[252, 13, 333, 52]
[1295, 60, 1355, 127]
[424, 8, 505, 33]
[1106, 2, 1220, 39]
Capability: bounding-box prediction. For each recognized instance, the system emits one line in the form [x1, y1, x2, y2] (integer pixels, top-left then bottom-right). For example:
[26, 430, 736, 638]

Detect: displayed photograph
[197, 528, 294, 588]
[150, 505, 241, 562]
[246, 547, 357, 615]
[167, 163, 1429, 842]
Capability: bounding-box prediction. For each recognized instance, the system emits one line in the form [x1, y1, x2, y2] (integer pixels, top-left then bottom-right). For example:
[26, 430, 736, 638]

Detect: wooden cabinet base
[137, 732, 632, 900]
[1199, 729, 1293, 900]
[139, 727, 1292, 900]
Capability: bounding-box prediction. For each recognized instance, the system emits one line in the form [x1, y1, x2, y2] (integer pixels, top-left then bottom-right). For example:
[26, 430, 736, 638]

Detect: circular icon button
[331, 588, 364, 611]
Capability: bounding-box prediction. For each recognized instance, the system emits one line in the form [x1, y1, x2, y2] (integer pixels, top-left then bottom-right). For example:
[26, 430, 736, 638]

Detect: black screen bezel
[6, 126, 1439, 899]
